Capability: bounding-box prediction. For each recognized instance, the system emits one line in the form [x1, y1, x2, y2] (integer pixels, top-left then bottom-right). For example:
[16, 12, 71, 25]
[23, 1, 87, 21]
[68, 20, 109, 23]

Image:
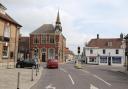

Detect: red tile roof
[87, 38, 122, 48]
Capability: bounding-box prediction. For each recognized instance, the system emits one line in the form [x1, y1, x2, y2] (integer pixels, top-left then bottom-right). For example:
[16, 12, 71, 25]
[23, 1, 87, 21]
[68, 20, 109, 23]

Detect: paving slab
[0, 64, 43, 89]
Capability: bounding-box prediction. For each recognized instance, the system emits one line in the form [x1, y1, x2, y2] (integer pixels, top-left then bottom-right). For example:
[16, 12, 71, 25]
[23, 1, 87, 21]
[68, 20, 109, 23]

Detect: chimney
[97, 34, 99, 39]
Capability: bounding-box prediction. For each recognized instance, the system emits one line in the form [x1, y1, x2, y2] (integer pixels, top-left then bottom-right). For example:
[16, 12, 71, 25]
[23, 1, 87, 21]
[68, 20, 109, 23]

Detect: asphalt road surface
[31, 63, 128, 89]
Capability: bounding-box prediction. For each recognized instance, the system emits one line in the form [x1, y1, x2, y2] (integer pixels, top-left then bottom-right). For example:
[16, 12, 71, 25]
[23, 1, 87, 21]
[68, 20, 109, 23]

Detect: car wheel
[17, 64, 21, 68]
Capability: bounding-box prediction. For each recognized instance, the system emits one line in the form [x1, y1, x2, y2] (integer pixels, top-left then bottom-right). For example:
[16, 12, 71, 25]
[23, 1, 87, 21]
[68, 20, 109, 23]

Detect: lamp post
[108, 52, 111, 66]
[97, 54, 100, 65]
[34, 46, 38, 69]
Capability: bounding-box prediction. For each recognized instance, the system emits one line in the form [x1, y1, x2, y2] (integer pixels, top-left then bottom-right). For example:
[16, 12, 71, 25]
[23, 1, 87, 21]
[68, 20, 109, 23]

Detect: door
[42, 53, 46, 62]
[108, 57, 111, 65]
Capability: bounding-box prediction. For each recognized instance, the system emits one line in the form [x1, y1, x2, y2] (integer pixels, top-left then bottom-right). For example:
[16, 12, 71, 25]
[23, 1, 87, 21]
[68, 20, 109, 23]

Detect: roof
[0, 3, 7, 10]
[0, 12, 22, 27]
[31, 24, 55, 34]
[87, 38, 122, 48]
[124, 34, 128, 39]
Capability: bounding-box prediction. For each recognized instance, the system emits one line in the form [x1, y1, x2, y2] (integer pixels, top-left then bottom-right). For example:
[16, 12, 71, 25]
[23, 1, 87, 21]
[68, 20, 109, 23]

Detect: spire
[55, 10, 62, 32]
[56, 10, 61, 24]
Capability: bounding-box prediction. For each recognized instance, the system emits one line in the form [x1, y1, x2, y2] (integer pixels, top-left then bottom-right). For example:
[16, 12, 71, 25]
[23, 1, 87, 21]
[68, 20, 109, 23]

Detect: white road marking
[68, 74, 75, 85]
[45, 84, 56, 89]
[60, 68, 68, 73]
[80, 69, 90, 74]
[60, 68, 75, 85]
[90, 84, 99, 89]
[93, 74, 112, 87]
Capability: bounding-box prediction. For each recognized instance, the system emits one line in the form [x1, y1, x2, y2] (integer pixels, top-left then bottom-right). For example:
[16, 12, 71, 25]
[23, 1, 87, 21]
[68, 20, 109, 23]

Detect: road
[31, 63, 128, 89]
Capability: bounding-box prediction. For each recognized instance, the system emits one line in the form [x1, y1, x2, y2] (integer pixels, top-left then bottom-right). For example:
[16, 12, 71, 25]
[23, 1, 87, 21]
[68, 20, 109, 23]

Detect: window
[2, 46, 9, 58]
[49, 35, 55, 43]
[33, 35, 39, 44]
[116, 49, 119, 54]
[90, 49, 93, 54]
[42, 35, 46, 44]
[108, 42, 112, 47]
[4, 23, 10, 41]
[112, 57, 121, 64]
[103, 49, 106, 54]
[48, 48, 55, 59]
[100, 56, 107, 63]
[42, 48, 46, 53]
[89, 57, 96, 62]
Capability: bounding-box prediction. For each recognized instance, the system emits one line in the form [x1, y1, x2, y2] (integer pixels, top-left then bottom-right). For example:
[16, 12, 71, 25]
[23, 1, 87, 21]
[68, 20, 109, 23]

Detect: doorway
[42, 53, 46, 62]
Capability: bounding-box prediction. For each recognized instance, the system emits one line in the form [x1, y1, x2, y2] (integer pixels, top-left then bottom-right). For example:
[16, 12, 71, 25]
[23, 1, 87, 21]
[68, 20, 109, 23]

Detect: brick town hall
[30, 11, 66, 63]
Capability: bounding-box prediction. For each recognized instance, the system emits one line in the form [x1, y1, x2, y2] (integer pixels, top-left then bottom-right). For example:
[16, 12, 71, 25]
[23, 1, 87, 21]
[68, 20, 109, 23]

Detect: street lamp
[97, 54, 100, 65]
[108, 52, 111, 66]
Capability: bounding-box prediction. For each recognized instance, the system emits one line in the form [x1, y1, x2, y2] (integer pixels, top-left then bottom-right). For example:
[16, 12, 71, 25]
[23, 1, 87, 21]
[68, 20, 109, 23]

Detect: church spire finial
[56, 10, 61, 24]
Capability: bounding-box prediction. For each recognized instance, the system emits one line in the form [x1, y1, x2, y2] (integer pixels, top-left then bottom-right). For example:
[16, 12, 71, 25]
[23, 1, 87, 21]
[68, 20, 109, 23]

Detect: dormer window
[108, 42, 112, 47]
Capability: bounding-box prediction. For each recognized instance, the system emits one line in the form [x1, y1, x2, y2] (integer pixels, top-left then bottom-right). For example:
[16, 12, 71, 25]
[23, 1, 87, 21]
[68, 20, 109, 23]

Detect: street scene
[31, 63, 128, 89]
[0, 0, 128, 89]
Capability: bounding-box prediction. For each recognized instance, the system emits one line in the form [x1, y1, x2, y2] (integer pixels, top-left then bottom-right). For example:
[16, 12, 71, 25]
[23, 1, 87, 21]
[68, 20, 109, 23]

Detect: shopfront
[99, 56, 123, 66]
[88, 56, 98, 64]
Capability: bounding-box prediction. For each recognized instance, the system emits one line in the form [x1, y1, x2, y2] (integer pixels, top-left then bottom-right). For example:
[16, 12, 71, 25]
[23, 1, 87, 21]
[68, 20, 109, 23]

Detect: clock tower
[55, 10, 62, 33]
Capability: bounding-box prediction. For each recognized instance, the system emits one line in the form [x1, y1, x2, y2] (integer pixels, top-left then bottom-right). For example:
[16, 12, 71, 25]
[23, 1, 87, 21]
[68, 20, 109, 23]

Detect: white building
[65, 48, 74, 62]
[84, 34, 125, 66]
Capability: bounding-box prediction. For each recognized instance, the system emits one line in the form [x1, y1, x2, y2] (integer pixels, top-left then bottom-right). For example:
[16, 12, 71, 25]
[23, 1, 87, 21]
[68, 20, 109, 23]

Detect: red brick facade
[30, 11, 66, 63]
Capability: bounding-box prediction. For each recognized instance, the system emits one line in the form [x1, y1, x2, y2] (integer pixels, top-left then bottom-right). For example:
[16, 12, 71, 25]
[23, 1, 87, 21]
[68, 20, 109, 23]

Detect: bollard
[17, 72, 20, 89]
[36, 65, 37, 76]
[37, 64, 40, 72]
[31, 66, 34, 81]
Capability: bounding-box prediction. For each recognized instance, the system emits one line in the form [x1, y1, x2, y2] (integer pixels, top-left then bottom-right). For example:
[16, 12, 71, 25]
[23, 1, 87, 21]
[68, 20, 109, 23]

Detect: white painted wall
[84, 47, 125, 66]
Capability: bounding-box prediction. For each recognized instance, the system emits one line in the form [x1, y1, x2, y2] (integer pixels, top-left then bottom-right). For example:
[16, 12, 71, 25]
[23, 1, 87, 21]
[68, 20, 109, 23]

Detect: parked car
[16, 59, 37, 68]
[47, 59, 58, 68]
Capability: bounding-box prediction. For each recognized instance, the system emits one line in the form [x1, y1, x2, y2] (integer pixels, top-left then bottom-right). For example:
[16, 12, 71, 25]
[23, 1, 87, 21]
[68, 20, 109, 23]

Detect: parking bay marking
[93, 74, 112, 87]
[90, 84, 99, 89]
[68, 74, 75, 85]
[45, 84, 56, 89]
[80, 69, 90, 74]
[60, 68, 68, 73]
[80, 69, 112, 87]
[60, 68, 75, 85]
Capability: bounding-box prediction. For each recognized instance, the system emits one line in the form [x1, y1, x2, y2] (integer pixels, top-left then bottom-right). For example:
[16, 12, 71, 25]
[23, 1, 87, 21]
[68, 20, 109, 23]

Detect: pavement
[0, 62, 43, 89]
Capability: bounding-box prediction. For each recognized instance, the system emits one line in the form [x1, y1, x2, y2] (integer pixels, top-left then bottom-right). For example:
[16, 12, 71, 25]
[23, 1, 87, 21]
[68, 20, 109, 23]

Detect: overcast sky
[1, 0, 128, 54]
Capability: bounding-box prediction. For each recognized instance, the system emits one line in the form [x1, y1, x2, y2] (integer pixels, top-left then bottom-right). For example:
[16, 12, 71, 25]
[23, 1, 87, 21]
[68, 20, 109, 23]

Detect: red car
[47, 59, 58, 68]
